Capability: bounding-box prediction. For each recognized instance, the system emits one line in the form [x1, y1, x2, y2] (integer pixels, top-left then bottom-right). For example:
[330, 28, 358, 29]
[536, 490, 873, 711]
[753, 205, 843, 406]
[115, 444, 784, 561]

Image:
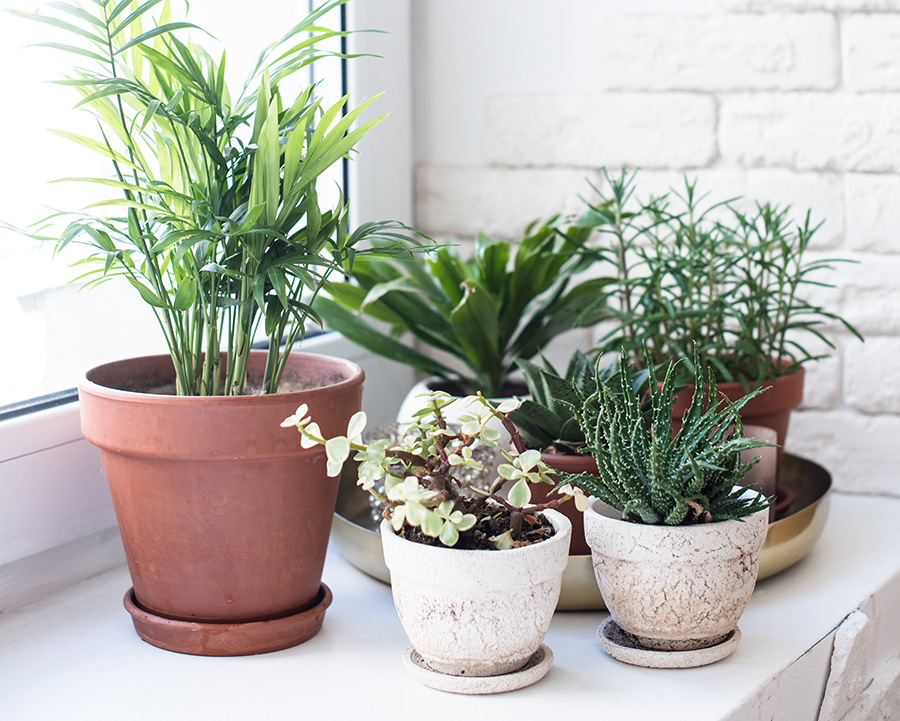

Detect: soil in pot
[398, 504, 556, 550]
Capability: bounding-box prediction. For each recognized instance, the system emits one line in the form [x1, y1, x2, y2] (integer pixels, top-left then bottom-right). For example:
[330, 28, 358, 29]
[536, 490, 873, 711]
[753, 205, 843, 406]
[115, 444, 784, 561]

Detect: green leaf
[508, 478, 532, 508]
[173, 278, 197, 311]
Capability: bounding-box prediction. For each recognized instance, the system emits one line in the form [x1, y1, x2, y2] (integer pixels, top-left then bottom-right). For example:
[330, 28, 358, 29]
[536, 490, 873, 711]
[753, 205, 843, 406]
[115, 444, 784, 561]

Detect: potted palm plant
[558, 349, 772, 668]
[17, 0, 426, 655]
[283, 391, 577, 694]
[582, 169, 863, 451]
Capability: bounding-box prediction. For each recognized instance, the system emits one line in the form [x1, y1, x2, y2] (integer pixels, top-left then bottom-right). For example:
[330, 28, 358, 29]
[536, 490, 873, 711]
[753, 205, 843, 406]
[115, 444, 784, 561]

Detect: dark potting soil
[398, 504, 556, 550]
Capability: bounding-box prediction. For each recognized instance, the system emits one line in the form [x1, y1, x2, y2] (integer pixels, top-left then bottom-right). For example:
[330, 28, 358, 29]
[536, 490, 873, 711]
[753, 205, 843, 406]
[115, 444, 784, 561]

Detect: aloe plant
[558, 349, 772, 525]
[13, 0, 426, 395]
[314, 220, 609, 398]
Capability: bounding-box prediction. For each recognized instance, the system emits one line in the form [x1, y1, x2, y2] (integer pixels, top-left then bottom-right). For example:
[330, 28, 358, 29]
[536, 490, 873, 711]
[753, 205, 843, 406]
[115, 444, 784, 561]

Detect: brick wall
[411, 0, 900, 496]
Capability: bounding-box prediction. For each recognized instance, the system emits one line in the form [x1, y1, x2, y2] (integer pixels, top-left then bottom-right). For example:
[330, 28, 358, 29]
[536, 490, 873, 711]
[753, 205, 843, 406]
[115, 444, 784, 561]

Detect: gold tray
[331, 453, 832, 611]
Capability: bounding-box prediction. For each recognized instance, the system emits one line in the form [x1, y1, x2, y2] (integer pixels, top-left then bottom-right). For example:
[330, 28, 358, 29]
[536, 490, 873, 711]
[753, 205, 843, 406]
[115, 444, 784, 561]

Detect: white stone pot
[381, 509, 571, 677]
[584, 499, 769, 652]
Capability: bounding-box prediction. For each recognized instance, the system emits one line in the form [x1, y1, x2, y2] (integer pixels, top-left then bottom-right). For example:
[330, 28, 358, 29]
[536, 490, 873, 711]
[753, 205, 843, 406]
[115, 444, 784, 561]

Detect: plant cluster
[15, 0, 426, 396]
[558, 350, 772, 525]
[509, 350, 650, 455]
[282, 391, 588, 548]
[579, 169, 862, 387]
[314, 220, 609, 398]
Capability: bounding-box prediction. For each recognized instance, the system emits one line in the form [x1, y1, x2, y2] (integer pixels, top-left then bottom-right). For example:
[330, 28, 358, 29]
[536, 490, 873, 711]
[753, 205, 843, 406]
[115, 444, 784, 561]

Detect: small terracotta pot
[78, 351, 363, 655]
[531, 452, 598, 556]
[381, 510, 571, 677]
[671, 364, 805, 458]
[584, 499, 768, 655]
[740, 425, 778, 521]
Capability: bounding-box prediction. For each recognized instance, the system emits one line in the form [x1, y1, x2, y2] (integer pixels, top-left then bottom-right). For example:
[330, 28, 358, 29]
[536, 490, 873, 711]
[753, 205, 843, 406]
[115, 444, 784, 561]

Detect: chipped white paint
[381, 510, 571, 678]
[819, 610, 874, 721]
[584, 500, 769, 653]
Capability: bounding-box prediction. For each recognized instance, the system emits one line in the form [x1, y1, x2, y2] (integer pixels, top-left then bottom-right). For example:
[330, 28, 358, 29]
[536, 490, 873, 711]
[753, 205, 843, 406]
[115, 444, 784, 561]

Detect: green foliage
[509, 350, 650, 455]
[13, 0, 427, 395]
[314, 219, 610, 398]
[559, 350, 772, 525]
[283, 392, 586, 548]
[580, 169, 863, 387]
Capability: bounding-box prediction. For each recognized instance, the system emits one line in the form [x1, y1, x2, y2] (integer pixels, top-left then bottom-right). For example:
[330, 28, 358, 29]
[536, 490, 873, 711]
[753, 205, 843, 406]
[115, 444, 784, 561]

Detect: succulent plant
[558, 349, 772, 525]
[283, 391, 588, 548]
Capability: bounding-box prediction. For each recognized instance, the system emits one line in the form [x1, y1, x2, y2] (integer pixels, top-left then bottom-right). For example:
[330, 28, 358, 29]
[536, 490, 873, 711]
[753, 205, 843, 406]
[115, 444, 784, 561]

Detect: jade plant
[509, 350, 650, 455]
[579, 169, 862, 387]
[282, 391, 588, 548]
[313, 220, 609, 398]
[12, 0, 427, 396]
[558, 349, 772, 525]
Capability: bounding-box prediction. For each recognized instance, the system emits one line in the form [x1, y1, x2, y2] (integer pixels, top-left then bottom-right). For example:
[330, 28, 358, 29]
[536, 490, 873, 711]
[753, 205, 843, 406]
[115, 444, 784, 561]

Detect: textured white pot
[381, 509, 571, 677]
[584, 498, 769, 652]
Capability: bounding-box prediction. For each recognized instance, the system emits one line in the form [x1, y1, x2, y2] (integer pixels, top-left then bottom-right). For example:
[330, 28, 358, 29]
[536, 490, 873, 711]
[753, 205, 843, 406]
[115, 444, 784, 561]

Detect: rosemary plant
[581, 169, 862, 387]
[14, 0, 426, 395]
[558, 350, 772, 525]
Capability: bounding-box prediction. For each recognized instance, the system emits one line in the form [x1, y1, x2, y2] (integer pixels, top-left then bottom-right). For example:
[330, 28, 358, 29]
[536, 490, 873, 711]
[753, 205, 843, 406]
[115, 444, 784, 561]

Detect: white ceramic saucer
[402, 644, 553, 694]
[597, 617, 741, 669]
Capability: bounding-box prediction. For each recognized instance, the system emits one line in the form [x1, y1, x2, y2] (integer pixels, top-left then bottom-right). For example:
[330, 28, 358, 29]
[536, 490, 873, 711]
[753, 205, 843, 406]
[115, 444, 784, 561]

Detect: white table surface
[2, 492, 899, 721]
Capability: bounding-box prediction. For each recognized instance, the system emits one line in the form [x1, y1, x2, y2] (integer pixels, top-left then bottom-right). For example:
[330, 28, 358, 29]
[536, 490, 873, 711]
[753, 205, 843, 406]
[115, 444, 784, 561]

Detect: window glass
[0, 0, 344, 408]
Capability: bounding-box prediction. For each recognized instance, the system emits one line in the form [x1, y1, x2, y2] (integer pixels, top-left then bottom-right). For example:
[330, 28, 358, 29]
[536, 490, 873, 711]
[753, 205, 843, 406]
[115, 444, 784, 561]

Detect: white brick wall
[412, 0, 900, 497]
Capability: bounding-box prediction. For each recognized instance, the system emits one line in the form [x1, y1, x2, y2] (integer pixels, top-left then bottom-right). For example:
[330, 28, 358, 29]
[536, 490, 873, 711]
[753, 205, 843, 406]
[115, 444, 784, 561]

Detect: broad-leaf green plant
[11, 0, 427, 395]
[579, 169, 862, 387]
[282, 391, 589, 548]
[314, 220, 609, 398]
[558, 349, 772, 525]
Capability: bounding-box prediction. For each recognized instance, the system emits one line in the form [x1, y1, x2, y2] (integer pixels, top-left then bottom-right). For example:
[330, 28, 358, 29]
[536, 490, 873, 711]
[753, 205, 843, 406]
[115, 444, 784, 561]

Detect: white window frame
[0, 0, 414, 611]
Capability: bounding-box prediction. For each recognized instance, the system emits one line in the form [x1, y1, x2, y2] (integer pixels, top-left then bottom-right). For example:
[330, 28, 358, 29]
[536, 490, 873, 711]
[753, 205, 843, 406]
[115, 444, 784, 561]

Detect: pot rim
[586, 491, 769, 536]
[78, 350, 364, 405]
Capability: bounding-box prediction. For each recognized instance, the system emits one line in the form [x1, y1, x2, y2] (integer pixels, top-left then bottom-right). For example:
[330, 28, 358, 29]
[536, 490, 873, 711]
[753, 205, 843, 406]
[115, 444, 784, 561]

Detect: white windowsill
[1, 491, 898, 720]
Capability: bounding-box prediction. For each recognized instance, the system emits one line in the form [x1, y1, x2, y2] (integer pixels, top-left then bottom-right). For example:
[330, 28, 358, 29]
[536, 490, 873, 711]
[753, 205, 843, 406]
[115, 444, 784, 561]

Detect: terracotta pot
[381, 510, 571, 679]
[671, 364, 805, 454]
[741, 425, 778, 521]
[78, 351, 364, 656]
[531, 452, 598, 556]
[584, 498, 768, 657]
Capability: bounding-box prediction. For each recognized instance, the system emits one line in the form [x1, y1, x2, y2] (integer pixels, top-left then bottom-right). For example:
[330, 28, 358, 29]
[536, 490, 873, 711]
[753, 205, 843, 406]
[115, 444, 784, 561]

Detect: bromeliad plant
[314, 220, 609, 398]
[509, 350, 650, 455]
[14, 0, 426, 395]
[580, 169, 862, 387]
[282, 391, 588, 548]
[558, 349, 772, 525]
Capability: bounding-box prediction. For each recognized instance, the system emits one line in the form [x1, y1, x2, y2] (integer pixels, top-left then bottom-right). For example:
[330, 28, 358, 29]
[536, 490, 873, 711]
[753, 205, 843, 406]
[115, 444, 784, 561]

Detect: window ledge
[1, 491, 898, 720]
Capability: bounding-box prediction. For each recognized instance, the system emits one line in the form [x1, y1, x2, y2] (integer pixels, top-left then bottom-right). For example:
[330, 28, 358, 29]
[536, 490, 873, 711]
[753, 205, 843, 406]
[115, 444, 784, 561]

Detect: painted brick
[799, 344, 843, 410]
[819, 610, 874, 721]
[841, 656, 900, 721]
[485, 93, 717, 169]
[844, 15, 900, 91]
[844, 336, 900, 413]
[829, 253, 900, 336]
[845, 173, 900, 253]
[788, 410, 900, 495]
[719, 93, 900, 172]
[725, 0, 900, 9]
[593, 14, 837, 91]
[415, 164, 599, 237]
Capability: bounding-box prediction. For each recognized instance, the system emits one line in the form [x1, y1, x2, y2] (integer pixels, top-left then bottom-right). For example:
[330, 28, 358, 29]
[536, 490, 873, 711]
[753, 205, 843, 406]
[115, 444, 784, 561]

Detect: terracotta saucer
[401, 644, 553, 694]
[597, 617, 741, 668]
[123, 584, 332, 656]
